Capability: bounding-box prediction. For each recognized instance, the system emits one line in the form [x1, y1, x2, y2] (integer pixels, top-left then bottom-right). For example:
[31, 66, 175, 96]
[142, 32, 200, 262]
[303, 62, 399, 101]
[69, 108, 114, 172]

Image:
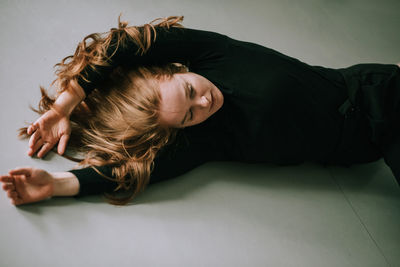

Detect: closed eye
[189, 84, 195, 99]
[189, 84, 194, 120]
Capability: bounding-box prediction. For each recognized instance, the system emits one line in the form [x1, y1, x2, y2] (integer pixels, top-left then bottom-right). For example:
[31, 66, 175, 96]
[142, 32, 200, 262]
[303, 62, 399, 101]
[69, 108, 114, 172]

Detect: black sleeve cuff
[68, 166, 118, 198]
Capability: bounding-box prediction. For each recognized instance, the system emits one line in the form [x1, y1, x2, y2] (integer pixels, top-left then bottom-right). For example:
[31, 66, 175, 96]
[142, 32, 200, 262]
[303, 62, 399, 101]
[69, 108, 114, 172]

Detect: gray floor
[0, 0, 399, 266]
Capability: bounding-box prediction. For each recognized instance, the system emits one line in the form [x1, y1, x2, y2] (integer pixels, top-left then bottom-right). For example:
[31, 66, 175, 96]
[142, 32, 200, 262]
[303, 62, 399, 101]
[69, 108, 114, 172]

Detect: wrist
[52, 79, 86, 116]
[53, 89, 83, 116]
[51, 172, 80, 197]
[69, 79, 86, 100]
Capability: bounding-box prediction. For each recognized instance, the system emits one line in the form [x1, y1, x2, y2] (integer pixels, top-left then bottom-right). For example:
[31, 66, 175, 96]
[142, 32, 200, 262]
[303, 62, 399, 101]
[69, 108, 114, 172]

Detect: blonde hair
[19, 15, 188, 205]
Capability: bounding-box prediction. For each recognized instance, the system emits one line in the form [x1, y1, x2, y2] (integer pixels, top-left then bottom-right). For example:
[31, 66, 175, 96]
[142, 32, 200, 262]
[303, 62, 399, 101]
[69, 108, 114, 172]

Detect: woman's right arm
[52, 80, 86, 116]
[77, 26, 228, 96]
[27, 25, 228, 158]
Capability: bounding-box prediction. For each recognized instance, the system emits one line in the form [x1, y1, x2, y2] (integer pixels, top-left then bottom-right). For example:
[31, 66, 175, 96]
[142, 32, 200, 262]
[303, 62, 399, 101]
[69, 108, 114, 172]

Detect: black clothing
[68, 27, 400, 197]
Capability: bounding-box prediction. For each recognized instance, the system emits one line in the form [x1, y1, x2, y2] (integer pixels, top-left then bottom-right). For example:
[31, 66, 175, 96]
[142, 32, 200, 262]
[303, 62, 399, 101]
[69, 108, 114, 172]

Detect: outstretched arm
[3, 131, 222, 205]
[0, 168, 80, 205]
[70, 131, 220, 197]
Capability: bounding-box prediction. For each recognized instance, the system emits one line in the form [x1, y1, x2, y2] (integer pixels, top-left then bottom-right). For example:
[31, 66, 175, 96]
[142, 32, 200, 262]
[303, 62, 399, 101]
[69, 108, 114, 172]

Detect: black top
[68, 26, 400, 197]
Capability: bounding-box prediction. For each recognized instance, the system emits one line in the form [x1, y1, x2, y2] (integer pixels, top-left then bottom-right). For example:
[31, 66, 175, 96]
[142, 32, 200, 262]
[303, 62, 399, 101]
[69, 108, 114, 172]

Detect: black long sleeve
[69, 127, 224, 197]
[67, 23, 400, 196]
[77, 26, 229, 96]
[69, 27, 230, 197]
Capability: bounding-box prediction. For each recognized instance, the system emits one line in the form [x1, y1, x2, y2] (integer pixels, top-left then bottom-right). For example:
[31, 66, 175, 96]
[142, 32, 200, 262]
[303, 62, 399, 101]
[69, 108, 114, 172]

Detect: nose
[195, 95, 211, 108]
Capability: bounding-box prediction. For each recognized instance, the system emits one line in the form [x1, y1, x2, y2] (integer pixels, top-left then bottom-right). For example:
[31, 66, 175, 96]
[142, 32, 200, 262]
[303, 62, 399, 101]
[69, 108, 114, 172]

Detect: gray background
[0, 0, 399, 266]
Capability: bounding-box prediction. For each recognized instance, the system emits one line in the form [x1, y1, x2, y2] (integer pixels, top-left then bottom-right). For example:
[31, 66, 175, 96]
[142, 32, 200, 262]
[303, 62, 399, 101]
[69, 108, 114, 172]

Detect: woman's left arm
[0, 167, 80, 206]
[69, 132, 222, 198]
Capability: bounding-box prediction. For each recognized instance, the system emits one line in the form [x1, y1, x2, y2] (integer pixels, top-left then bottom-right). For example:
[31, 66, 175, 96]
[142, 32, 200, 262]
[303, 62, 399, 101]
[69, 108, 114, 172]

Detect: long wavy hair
[18, 15, 188, 205]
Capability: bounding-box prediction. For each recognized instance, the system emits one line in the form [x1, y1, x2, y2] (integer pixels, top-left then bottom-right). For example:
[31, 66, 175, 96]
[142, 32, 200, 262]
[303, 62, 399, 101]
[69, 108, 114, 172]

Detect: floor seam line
[327, 167, 391, 266]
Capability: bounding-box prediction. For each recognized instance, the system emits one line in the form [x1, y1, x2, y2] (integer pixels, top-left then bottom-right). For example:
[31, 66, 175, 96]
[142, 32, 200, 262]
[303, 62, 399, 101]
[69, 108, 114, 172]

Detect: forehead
[158, 74, 187, 127]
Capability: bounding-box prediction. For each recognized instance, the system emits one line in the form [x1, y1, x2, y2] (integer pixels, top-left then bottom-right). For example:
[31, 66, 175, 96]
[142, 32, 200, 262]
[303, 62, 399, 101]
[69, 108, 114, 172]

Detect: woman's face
[158, 72, 224, 128]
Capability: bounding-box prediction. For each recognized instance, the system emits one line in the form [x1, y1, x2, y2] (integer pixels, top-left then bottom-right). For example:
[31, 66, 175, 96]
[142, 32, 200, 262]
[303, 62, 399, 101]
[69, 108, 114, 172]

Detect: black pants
[326, 64, 400, 186]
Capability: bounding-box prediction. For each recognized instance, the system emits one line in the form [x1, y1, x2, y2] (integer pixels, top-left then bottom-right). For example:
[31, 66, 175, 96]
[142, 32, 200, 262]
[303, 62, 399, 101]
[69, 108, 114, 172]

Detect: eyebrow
[180, 82, 191, 125]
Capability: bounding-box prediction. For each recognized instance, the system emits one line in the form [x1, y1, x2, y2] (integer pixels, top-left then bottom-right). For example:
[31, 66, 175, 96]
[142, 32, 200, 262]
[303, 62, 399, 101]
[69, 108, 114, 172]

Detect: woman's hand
[27, 108, 71, 158]
[27, 82, 86, 158]
[0, 167, 54, 206]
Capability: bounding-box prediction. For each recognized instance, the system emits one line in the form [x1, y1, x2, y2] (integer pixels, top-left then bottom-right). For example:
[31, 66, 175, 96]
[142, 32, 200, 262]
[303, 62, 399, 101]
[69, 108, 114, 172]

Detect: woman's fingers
[29, 138, 44, 157]
[7, 190, 18, 198]
[0, 175, 14, 183]
[0, 174, 23, 206]
[37, 142, 54, 158]
[11, 198, 23, 206]
[28, 130, 41, 149]
[28, 131, 43, 156]
[0, 176, 23, 206]
[2, 183, 15, 191]
[7, 191, 22, 205]
[9, 168, 32, 177]
[27, 122, 38, 135]
[27, 147, 34, 156]
[57, 134, 70, 155]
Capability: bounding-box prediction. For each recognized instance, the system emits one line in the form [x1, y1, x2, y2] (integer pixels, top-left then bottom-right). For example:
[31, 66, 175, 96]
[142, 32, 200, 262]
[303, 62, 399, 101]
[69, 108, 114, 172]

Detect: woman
[1, 16, 399, 206]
